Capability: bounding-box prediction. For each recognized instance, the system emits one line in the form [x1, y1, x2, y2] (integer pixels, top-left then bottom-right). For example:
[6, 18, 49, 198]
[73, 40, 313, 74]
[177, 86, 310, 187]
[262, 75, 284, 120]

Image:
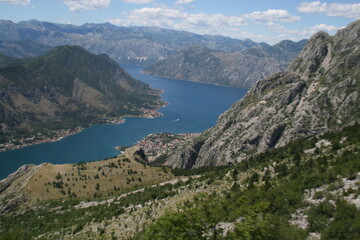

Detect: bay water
[0, 66, 248, 180]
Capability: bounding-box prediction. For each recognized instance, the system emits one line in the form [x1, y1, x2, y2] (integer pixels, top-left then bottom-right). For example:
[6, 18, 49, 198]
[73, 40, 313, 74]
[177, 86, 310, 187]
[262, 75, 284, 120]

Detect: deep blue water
[0, 66, 248, 180]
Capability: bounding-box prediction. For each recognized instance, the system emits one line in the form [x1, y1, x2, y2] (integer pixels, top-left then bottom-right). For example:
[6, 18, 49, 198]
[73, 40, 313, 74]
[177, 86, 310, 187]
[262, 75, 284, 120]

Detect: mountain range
[0, 20, 308, 89]
[0, 19, 263, 66]
[0, 45, 163, 144]
[144, 40, 307, 88]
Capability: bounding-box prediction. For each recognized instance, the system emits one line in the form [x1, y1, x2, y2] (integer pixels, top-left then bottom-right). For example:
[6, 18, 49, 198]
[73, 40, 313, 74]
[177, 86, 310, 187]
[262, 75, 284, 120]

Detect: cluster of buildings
[139, 107, 164, 119]
[134, 132, 199, 161]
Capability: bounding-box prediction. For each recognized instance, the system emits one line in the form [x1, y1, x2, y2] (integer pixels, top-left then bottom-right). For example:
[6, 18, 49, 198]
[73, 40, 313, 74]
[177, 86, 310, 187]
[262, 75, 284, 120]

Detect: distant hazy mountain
[0, 39, 52, 58]
[0, 53, 25, 68]
[0, 45, 163, 143]
[167, 20, 360, 168]
[0, 19, 263, 66]
[144, 40, 307, 88]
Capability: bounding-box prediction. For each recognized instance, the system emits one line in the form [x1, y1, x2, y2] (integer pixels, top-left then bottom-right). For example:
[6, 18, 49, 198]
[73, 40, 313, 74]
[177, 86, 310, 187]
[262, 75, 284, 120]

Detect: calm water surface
[0, 66, 248, 180]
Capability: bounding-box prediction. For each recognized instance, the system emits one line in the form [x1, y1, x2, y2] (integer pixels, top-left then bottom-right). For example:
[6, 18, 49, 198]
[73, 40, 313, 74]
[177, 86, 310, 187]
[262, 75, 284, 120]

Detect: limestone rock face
[167, 20, 360, 168]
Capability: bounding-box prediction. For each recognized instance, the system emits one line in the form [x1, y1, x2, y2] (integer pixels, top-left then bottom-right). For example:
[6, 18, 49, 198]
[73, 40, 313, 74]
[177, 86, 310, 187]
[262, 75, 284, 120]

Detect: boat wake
[169, 118, 180, 123]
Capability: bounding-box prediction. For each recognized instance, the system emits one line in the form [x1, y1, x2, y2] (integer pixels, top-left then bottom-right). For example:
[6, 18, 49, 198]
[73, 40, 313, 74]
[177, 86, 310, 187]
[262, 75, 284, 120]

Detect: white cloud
[110, 7, 189, 27]
[131, 7, 188, 19]
[297, 1, 327, 13]
[244, 9, 301, 23]
[109, 7, 246, 33]
[62, 0, 111, 12]
[0, 0, 30, 4]
[297, 1, 360, 19]
[175, 0, 194, 4]
[267, 22, 306, 36]
[180, 13, 245, 29]
[266, 21, 340, 43]
[310, 24, 338, 32]
[122, 0, 153, 4]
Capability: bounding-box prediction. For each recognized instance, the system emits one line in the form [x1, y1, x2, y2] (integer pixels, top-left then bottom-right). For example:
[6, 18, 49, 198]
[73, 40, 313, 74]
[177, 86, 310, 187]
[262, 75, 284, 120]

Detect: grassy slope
[26, 156, 172, 202]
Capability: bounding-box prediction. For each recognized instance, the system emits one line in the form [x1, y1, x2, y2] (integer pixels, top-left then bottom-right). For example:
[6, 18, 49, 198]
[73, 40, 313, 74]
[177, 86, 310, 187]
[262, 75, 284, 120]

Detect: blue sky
[0, 0, 359, 44]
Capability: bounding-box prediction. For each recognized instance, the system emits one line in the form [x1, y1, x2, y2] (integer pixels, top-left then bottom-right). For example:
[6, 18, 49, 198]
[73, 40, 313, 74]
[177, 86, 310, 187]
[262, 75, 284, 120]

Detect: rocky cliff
[144, 40, 306, 88]
[167, 20, 360, 168]
[0, 45, 163, 143]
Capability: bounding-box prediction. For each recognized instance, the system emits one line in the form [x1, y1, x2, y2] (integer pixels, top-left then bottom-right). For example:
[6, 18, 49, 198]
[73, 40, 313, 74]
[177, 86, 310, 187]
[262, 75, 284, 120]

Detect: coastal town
[117, 132, 200, 162]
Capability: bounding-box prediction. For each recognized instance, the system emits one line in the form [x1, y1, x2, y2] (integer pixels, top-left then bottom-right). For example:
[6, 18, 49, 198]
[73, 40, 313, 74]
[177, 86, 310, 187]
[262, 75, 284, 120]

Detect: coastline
[0, 127, 84, 152]
[141, 70, 250, 89]
[0, 101, 168, 153]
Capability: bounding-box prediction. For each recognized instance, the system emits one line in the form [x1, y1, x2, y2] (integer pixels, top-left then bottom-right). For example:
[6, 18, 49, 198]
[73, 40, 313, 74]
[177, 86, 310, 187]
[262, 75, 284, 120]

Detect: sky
[0, 0, 359, 44]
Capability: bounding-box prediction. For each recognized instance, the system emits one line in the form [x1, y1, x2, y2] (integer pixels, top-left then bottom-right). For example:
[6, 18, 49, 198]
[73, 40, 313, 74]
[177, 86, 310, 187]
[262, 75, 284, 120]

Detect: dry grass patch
[26, 155, 173, 202]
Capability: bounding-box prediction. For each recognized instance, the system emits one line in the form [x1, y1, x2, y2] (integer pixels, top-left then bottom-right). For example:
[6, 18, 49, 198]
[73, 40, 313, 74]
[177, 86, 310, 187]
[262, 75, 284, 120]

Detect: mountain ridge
[144, 39, 307, 88]
[0, 19, 291, 66]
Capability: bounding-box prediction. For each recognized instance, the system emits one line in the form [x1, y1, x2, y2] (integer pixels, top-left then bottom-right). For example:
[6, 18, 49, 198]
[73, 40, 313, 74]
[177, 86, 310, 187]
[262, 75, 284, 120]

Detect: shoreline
[141, 70, 250, 90]
[0, 102, 168, 153]
[0, 127, 84, 152]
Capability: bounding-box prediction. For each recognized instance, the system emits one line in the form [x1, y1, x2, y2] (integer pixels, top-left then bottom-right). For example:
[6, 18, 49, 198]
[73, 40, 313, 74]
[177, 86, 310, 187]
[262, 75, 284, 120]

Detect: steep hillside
[144, 40, 306, 88]
[166, 20, 360, 168]
[0, 20, 259, 66]
[0, 45, 164, 145]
